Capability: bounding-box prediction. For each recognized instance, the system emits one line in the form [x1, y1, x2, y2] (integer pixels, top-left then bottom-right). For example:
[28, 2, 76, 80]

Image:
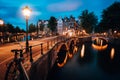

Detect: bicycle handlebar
[11, 49, 23, 53]
[11, 49, 24, 60]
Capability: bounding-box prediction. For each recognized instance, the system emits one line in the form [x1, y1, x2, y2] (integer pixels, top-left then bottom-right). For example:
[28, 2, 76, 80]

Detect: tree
[15, 26, 21, 33]
[64, 16, 69, 22]
[48, 16, 57, 33]
[29, 23, 36, 33]
[20, 29, 25, 33]
[79, 10, 98, 33]
[99, 2, 120, 32]
[70, 15, 75, 21]
[6, 23, 15, 33]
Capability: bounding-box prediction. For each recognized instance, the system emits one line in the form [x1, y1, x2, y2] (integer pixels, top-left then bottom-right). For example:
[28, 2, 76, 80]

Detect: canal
[47, 41, 120, 80]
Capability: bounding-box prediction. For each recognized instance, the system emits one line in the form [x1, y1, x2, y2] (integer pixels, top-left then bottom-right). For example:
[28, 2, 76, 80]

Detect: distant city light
[114, 30, 117, 33]
[0, 19, 4, 25]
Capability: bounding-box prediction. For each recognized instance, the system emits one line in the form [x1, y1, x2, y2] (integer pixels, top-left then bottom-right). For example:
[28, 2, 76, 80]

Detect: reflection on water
[68, 52, 73, 58]
[110, 48, 115, 59]
[68, 46, 78, 58]
[92, 43, 108, 51]
[57, 53, 68, 67]
[80, 44, 85, 58]
[74, 46, 78, 53]
[47, 41, 120, 80]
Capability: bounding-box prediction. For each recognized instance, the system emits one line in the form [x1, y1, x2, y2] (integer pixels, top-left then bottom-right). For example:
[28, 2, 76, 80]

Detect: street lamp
[0, 19, 4, 43]
[22, 6, 32, 52]
[0, 19, 4, 25]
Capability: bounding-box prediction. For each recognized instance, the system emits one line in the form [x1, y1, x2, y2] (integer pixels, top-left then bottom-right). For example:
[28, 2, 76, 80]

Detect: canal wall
[29, 54, 50, 80]
[29, 42, 58, 80]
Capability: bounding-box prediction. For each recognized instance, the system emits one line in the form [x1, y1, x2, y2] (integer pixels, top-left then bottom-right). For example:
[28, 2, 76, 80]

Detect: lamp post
[0, 19, 4, 43]
[22, 6, 32, 52]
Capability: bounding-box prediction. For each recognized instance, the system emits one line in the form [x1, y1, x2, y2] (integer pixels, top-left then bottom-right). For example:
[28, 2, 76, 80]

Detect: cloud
[32, 11, 42, 16]
[0, 6, 18, 19]
[47, 1, 81, 12]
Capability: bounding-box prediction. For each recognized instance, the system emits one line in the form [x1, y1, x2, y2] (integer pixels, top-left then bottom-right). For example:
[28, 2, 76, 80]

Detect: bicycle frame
[16, 50, 30, 80]
[5, 49, 30, 80]
[17, 60, 29, 80]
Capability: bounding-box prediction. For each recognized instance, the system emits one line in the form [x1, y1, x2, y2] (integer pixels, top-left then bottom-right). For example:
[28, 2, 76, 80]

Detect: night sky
[0, 0, 119, 30]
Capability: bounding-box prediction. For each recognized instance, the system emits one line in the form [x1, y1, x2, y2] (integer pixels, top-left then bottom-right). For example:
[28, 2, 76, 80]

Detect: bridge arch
[92, 37, 108, 42]
[56, 43, 68, 67]
[92, 37, 108, 51]
[68, 40, 75, 58]
[67, 38, 78, 58]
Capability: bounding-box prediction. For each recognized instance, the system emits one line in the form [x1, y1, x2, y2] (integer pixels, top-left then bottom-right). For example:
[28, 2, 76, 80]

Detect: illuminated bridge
[6, 35, 115, 80]
[28, 36, 91, 80]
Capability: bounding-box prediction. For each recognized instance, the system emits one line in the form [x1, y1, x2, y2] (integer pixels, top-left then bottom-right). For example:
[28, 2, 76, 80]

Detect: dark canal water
[47, 41, 120, 80]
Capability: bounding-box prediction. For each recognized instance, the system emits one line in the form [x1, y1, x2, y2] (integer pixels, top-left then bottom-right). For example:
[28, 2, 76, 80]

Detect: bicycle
[4, 49, 30, 80]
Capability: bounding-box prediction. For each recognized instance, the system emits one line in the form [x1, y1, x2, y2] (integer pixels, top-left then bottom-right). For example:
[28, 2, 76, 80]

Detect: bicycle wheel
[4, 61, 20, 80]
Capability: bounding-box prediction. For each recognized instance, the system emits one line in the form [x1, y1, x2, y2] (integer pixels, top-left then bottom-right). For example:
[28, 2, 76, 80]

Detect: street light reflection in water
[80, 44, 85, 58]
[110, 48, 115, 59]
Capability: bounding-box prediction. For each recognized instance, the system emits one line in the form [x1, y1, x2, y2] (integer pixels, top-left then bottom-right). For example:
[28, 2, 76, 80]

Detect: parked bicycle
[4, 48, 32, 80]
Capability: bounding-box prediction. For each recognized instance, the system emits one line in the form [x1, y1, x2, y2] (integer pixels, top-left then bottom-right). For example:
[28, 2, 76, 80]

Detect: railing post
[51, 40, 52, 47]
[14, 50, 18, 59]
[20, 49, 23, 58]
[47, 41, 49, 50]
[41, 43, 43, 55]
[30, 46, 33, 64]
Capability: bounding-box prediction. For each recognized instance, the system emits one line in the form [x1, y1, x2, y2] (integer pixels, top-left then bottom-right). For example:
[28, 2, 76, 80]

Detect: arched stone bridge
[29, 36, 91, 80]
[92, 36, 109, 42]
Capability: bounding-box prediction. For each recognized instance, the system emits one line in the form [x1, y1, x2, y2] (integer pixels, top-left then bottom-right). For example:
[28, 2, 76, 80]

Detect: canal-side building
[37, 20, 50, 36]
[57, 17, 63, 35]
[43, 20, 49, 35]
[37, 20, 43, 36]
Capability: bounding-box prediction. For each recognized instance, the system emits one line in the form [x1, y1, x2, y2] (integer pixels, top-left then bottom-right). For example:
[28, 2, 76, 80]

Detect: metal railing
[11, 36, 68, 65]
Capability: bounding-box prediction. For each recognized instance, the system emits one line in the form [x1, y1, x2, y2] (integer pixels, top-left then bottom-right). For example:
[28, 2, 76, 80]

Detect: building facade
[57, 18, 63, 35]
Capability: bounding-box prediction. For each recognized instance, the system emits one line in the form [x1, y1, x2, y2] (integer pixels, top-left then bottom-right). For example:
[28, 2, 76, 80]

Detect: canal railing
[10, 36, 71, 70]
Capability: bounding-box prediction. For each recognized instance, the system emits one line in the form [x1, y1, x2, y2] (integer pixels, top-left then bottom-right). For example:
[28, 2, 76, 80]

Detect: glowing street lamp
[0, 19, 4, 43]
[0, 19, 4, 26]
[22, 6, 32, 52]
